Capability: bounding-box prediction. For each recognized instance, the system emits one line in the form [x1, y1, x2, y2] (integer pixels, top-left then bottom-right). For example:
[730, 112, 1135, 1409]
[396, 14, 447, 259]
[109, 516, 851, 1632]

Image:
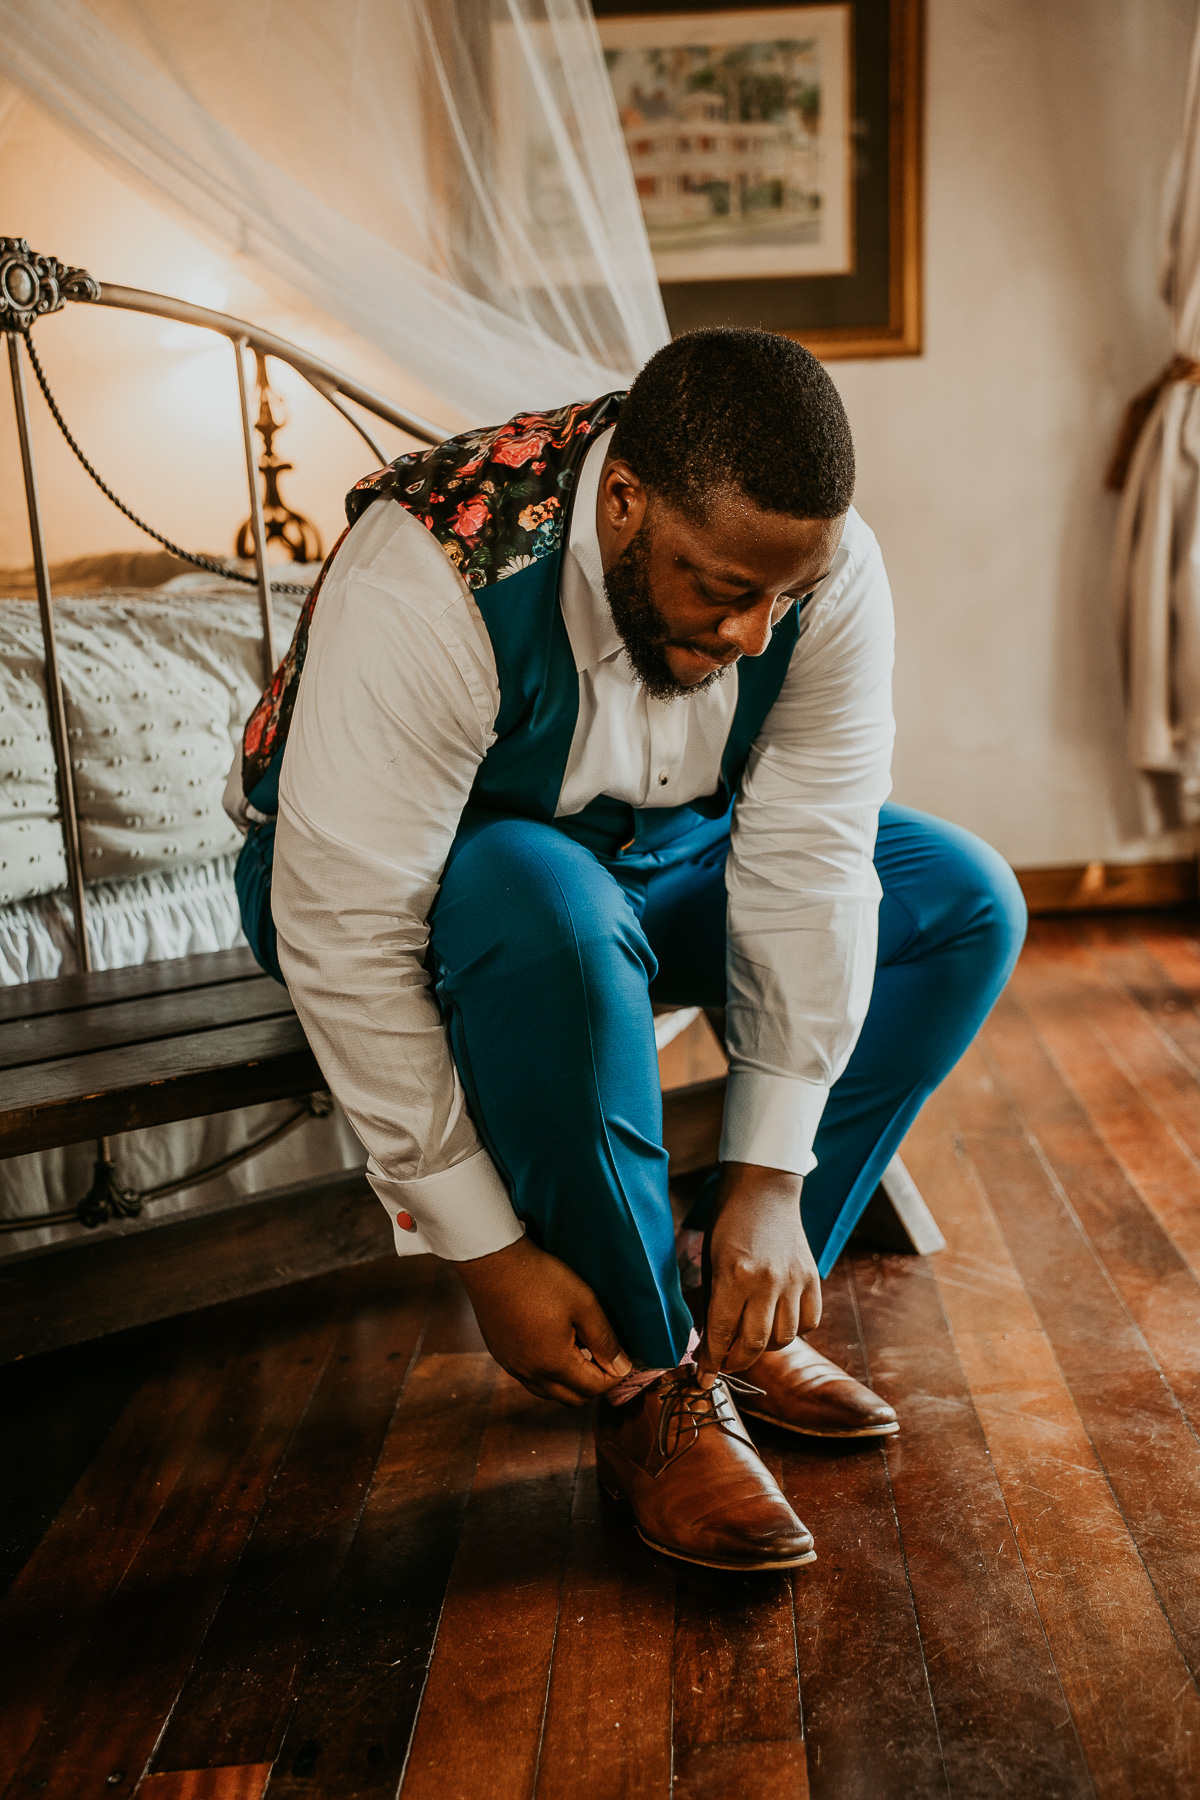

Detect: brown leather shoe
[594, 1369, 816, 1572]
[739, 1337, 899, 1439]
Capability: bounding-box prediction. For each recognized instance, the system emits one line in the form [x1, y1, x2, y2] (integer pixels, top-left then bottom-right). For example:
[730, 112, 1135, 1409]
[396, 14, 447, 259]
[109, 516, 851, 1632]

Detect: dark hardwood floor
[3, 914, 1200, 1798]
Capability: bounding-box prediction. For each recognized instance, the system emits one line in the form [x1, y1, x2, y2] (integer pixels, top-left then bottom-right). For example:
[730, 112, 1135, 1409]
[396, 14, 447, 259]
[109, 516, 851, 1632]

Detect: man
[228, 330, 1025, 1573]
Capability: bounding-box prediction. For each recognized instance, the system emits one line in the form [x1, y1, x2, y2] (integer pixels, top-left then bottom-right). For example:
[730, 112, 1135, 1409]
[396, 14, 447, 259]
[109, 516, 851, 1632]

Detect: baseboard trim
[1016, 857, 1198, 915]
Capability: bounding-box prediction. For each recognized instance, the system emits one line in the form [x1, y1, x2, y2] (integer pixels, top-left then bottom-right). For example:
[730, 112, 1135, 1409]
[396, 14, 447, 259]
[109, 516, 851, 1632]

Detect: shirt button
[658, 771, 669, 786]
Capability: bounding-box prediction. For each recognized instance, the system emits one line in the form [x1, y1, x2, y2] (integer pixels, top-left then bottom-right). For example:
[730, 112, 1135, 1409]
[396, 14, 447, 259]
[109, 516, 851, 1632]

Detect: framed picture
[591, 0, 923, 359]
[601, 9, 854, 283]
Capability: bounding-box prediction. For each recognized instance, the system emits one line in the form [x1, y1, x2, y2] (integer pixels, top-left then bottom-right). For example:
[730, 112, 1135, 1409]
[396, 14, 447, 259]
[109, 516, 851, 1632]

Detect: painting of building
[600, 8, 852, 282]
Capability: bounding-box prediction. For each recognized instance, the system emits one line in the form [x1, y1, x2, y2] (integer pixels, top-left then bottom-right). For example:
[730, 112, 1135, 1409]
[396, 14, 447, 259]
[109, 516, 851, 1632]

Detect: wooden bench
[0, 947, 375, 1361]
[0, 946, 320, 1160]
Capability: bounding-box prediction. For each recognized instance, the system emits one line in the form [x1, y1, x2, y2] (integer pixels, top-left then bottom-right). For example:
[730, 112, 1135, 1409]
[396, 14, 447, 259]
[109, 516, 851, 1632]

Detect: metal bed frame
[1, 235, 445, 978]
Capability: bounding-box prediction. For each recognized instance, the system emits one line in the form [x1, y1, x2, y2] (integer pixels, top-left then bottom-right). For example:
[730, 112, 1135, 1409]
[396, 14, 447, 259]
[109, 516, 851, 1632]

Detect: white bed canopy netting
[0, 0, 669, 423]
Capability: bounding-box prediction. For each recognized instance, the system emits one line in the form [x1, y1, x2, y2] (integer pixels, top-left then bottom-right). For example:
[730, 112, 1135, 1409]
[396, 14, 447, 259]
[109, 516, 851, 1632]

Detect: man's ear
[598, 458, 648, 555]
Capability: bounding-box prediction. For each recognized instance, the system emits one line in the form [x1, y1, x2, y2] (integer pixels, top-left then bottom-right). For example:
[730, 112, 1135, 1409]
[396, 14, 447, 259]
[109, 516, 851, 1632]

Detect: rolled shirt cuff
[718, 1068, 831, 1178]
[366, 1147, 525, 1262]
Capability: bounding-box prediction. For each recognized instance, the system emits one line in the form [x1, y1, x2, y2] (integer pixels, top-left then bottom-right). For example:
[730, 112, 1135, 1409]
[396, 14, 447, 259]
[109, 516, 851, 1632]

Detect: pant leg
[641, 826, 731, 1010]
[430, 814, 693, 1368]
[637, 803, 1026, 1278]
[800, 803, 1027, 1273]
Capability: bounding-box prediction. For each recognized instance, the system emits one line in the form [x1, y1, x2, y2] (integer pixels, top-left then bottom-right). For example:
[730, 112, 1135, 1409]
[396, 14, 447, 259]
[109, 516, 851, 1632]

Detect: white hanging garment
[0, 0, 669, 422]
[1112, 12, 1200, 825]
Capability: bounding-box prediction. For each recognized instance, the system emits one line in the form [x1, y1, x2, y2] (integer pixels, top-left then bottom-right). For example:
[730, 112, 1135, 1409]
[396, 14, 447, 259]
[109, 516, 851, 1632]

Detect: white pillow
[0, 585, 303, 905]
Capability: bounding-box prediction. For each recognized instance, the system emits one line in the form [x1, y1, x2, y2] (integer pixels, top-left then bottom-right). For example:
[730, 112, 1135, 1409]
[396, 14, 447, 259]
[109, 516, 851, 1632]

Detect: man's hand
[455, 1234, 632, 1407]
[697, 1162, 821, 1387]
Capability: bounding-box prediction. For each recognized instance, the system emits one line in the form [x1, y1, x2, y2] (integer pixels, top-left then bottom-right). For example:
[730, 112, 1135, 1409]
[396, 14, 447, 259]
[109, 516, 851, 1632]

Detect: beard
[603, 517, 731, 703]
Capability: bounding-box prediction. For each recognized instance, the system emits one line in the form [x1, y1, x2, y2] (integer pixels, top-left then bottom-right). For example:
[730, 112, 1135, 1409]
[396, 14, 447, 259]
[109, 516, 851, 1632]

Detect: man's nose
[717, 596, 776, 659]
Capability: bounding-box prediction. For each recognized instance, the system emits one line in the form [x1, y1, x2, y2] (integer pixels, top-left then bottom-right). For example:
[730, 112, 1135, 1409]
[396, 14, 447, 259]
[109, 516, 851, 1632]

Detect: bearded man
[227, 329, 1025, 1573]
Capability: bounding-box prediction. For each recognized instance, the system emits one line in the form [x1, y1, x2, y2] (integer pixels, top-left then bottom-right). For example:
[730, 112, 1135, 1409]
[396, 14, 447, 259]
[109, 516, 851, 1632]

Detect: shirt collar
[561, 425, 624, 674]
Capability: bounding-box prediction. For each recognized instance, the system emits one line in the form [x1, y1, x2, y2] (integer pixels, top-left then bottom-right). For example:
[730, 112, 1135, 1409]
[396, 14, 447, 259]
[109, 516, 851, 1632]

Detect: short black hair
[609, 327, 854, 521]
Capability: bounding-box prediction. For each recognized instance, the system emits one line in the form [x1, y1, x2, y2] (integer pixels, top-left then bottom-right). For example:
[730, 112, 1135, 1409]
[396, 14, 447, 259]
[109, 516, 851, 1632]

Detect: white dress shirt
[252, 430, 895, 1261]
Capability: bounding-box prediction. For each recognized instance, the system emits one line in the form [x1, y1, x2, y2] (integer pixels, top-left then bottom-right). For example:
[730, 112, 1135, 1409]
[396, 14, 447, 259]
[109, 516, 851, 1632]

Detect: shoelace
[656, 1370, 765, 1461]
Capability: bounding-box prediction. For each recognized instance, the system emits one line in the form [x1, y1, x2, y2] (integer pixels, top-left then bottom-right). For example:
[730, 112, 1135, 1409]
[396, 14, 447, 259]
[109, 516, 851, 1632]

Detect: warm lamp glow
[158, 267, 232, 349]
[159, 344, 239, 434]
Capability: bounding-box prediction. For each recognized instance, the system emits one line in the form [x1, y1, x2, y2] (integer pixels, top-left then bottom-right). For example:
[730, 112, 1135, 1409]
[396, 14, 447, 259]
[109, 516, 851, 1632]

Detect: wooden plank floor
[3, 914, 1200, 1798]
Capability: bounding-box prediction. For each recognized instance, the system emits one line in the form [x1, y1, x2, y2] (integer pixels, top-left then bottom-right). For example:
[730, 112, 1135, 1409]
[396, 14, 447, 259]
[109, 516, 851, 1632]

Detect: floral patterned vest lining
[239, 392, 803, 862]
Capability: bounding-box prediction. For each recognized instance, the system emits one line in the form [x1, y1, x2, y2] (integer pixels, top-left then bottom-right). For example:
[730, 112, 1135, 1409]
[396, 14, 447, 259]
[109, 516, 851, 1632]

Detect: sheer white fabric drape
[0, 0, 668, 423]
[1112, 13, 1200, 824]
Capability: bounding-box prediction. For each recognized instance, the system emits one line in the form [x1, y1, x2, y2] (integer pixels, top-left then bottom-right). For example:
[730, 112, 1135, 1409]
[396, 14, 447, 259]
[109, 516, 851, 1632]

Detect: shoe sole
[634, 1524, 817, 1572]
[598, 1473, 816, 1571]
[740, 1406, 900, 1441]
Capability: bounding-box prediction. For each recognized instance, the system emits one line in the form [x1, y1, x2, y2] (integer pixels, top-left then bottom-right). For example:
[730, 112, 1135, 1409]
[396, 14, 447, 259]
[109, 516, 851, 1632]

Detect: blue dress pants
[429, 803, 1027, 1369]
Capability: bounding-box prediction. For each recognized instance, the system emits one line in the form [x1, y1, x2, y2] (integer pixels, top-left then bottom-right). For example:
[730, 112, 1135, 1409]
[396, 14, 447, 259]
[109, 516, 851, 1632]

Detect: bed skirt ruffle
[0, 854, 245, 984]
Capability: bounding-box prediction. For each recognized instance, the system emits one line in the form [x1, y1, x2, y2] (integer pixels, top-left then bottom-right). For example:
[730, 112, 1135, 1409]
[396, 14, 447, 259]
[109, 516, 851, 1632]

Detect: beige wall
[2, 0, 1197, 868]
[834, 0, 1197, 867]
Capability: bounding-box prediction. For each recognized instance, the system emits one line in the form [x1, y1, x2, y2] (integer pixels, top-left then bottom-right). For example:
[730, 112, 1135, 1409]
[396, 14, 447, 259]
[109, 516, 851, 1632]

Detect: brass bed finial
[235, 351, 323, 565]
[0, 238, 98, 331]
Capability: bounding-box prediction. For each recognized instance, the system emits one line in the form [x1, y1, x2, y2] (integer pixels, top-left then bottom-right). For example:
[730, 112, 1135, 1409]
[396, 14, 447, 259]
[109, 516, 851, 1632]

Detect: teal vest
[465, 547, 800, 863]
[240, 393, 803, 861]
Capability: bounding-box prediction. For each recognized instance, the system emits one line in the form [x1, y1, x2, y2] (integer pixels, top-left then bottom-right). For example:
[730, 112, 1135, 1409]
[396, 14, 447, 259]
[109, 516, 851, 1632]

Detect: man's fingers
[563, 1352, 625, 1399]
[540, 1379, 588, 1409]
[698, 1288, 744, 1384]
[769, 1295, 800, 1351]
[512, 1368, 593, 1408]
[799, 1277, 822, 1334]
[513, 1373, 581, 1407]
[723, 1295, 775, 1372]
[573, 1296, 632, 1379]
